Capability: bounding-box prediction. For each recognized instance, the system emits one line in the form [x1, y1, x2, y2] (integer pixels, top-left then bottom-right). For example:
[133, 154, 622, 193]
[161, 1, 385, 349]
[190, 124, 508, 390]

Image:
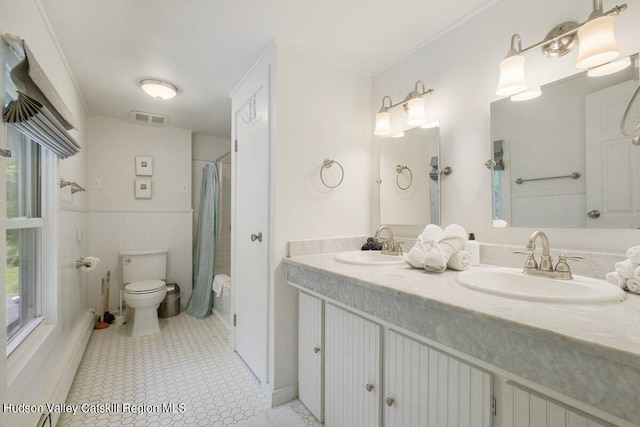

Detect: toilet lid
[125, 280, 166, 294]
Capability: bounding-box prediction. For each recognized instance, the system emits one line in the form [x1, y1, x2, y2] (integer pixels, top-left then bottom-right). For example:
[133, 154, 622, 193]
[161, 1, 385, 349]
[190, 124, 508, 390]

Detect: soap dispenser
[465, 233, 480, 266]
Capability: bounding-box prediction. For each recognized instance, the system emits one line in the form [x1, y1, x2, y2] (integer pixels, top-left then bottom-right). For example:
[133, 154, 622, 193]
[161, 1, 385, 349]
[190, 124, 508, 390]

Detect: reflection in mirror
[491, 53, 640, 229]
[379, 124, 440, 225]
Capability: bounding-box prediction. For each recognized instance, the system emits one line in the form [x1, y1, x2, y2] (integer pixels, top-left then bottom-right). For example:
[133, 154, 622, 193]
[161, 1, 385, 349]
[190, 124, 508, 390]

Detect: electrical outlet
[76, 230, 83, 242]
[92, 177, 102, 189]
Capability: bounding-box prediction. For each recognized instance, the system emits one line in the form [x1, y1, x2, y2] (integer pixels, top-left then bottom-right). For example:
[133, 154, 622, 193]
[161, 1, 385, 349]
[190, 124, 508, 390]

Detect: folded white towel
[405, 225, 444, 269]
[212, 274, 231, 297]
[626, 278, 640, 294]
[422, 224, 467, 273]
[447, 250, 471, 271]
[615, 259, 638, 279]
[605, 271, 627, 290]
[627, 246, 640, 264]
[405, 235, 428, 269]
[492, 219, 509, 227]
[421, 224, 444, 243]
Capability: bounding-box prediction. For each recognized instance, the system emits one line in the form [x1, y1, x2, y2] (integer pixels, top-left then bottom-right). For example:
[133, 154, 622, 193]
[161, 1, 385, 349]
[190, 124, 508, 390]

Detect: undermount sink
[456, 267, 626, 304]
[335, 250, 405, 266]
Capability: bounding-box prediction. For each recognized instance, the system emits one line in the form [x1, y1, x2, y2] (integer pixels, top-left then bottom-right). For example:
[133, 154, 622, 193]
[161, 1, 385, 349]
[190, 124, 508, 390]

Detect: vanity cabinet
[385, 330, 493, 427]
[325, 303, 382, 427]
[298, 292, 324, 421]
[502, 382, 613, 427]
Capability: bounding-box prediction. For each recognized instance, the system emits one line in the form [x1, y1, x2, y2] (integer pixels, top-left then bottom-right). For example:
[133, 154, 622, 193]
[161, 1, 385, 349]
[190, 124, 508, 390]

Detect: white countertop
[285, 253, 640, 370]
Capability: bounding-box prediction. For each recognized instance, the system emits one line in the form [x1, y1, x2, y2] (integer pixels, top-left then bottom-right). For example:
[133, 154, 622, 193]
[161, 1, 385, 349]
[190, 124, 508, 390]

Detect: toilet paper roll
[80, 256, 100, 272]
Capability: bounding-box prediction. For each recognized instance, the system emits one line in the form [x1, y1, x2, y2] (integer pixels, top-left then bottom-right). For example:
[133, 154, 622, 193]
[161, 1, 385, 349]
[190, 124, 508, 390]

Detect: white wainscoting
[90, 211, 192, 312]
[511, 192, 586, 228]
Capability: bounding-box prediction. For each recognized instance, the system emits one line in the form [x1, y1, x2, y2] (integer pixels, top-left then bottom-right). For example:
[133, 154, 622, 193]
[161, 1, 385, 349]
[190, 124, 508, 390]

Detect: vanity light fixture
[391, 132, 405, 138]
[374, 81, 434, 135]
[139, 79, 179, 100]
[587, 56, 631, 76]
[496, 0, 627, 96]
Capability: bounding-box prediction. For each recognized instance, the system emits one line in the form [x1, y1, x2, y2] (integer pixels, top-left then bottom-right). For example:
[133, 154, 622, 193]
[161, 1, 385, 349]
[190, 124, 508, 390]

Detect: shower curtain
[187, 163, 219, 318]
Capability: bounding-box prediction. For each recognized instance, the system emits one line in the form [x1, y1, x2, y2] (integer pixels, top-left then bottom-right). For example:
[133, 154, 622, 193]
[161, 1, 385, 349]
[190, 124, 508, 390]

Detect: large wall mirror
[490, 53, 640, 229]
[379, 124, 440, 225]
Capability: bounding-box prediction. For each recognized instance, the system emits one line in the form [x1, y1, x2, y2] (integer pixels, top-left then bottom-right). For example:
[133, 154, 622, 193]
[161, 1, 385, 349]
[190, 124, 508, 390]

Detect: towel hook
[395, 165, 413, 190]
[320, 159, 344, 188]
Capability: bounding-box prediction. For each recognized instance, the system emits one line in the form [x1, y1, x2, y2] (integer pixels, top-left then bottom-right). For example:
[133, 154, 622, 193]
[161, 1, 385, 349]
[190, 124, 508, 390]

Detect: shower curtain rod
[215, 151, 232, 162]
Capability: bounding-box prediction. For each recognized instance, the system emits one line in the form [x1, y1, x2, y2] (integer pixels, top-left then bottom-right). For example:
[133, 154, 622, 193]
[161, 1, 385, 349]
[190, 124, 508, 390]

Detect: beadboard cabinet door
[502, 382, 614, 427]
[325, 304, 382, 427]
[298, 292, 324, 422]
[385, 330, 493, 427]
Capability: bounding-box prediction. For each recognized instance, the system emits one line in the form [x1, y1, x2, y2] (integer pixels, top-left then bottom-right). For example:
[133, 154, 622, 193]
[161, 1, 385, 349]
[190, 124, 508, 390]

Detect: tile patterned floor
[59, 312, 322, 427]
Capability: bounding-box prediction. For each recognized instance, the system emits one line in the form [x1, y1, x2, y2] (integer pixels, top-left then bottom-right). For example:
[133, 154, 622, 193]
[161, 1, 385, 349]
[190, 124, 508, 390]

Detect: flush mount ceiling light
[374, 81, 434, 136]
[496, 0, 627, 97]
[139, 79, 179, 100]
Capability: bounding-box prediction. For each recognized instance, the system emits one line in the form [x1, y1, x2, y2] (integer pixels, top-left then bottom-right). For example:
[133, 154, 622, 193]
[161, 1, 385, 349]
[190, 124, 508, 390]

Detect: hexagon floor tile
[58, 313, 322, 426]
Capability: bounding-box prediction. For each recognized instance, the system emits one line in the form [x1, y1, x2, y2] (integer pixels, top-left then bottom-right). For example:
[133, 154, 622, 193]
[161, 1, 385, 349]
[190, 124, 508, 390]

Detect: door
[586, 80, 640, 228]
[233, 67, 270, 384]
[385, 330, 493, 427]
[325, 304, 381, 427]
[298, 292, 323, 421]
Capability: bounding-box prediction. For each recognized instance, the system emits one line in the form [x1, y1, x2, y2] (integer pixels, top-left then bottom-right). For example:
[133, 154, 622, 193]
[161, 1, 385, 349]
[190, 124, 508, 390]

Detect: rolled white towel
[605, 271, 627, 290]
[633, 265, 640, 281]
[406, 224, 444, 269]
[626, 278, 640, 294]
[615, 259, 638, 279]
[447, 250, 471, 271]
[421, 224, 444, 245]
[405, 235, 428, 269]
[627, 246, 640, 264]
[422, 224, 467, 273]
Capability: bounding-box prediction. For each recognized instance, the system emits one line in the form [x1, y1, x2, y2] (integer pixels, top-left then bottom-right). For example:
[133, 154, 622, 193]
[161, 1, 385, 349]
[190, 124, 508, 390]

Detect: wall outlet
[76, 230, 83, 242]
[92, 177, 102, 190]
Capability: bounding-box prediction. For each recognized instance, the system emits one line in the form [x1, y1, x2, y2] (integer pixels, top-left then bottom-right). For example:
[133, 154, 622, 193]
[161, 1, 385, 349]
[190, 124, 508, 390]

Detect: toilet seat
[125, 279, 166, 294]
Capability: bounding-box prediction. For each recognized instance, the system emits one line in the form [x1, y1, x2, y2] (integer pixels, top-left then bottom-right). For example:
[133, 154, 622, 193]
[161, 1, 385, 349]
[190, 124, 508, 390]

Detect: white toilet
[121, 249, 168, 337]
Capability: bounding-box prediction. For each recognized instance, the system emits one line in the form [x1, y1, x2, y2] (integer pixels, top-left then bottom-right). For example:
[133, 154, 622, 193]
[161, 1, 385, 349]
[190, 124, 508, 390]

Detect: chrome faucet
[515, 231, 583, 280]
[375, 226, 404, 256]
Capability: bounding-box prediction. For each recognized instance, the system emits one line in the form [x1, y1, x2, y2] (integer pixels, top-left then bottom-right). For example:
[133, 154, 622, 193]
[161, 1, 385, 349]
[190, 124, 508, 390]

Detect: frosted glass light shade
[587, 56, 631, 77]
[140, 80, 178, 99]
[511, 87, 542, 101]
[406, 97, 426, 127]
[374, 110, 392, 136]
[576, 15, 620, 69]
[496, 54, 527, 96]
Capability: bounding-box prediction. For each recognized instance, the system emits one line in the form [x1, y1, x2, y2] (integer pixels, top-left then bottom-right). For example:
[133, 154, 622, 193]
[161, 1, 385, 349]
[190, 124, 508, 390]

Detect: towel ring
[395, 165, 413, 190]
[320, 159, 344, 188]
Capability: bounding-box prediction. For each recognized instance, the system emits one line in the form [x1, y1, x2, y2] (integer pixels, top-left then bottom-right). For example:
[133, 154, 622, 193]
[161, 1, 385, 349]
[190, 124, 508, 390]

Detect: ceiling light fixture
[374, 81, 434, 136]
[139, 79, 179, 100]
[496, 0, 627, 96]
[586, 56, 632, 76]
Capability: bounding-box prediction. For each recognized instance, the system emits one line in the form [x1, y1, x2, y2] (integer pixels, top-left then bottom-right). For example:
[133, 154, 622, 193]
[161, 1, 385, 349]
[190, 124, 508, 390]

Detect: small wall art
[135, 156, 153, 176]
[135, 179, 152, 199]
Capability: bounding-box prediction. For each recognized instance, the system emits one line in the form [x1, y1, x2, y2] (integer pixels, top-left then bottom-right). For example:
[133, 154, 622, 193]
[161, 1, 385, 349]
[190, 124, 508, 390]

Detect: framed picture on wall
[135, 179, 152, 199]
[135, 156, 153, 176]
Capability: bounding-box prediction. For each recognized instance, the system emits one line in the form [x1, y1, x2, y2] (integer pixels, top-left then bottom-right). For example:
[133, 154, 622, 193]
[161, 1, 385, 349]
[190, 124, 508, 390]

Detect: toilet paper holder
[75, 257, 100, 270]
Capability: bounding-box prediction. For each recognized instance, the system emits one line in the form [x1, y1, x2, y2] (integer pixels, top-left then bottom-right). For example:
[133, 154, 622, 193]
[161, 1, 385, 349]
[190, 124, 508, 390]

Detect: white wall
[0, 1, 91, 425]
[88, 117, 193, 309]
[272, 44, 372, 393]
[372, 0, 640, 253]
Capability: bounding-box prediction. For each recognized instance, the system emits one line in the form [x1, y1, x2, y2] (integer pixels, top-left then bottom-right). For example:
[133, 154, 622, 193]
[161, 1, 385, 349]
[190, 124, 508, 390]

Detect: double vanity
[286, 239, 640, 426]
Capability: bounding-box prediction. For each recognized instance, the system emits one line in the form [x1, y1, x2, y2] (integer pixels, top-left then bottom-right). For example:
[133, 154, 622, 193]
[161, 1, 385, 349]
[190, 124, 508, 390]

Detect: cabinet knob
[313, 347, 320, 354]
[365, 384, 374, 392]
[385, 397, 394, 407]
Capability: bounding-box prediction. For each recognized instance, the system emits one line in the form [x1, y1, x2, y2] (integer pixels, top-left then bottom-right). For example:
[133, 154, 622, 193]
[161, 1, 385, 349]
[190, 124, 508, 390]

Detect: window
[3, 44, 50, 355]
[5, 126, 43, 350]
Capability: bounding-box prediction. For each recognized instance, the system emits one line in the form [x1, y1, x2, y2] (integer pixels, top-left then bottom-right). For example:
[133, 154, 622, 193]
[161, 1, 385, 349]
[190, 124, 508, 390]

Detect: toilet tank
[121, 249, 168, 284]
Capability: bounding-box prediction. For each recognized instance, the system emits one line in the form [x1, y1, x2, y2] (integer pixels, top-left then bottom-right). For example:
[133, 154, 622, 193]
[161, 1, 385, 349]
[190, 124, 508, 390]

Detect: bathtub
[212, 277, 231, 331]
